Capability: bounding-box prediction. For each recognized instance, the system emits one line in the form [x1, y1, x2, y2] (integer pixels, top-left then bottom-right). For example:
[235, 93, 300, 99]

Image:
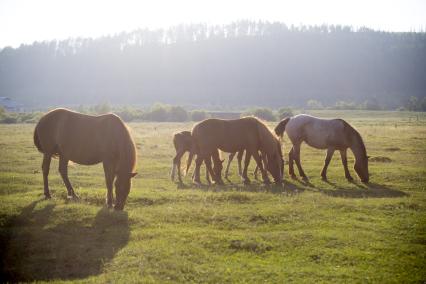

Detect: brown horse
[275, 114, 369, 183]
[191, 117, 283, 185]
[171, 130, 217, 184]
[33, 108, 137, 210]
[171, 131, 193, 183]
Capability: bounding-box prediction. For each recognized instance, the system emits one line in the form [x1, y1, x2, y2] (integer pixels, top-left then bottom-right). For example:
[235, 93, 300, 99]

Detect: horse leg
[339, 149, 353, 181]
[224, 152, 236, 179]
[252, 151, 270, 185]
[212, 150, 224, 185]
[293, 144, 308, 181]
[253, 165, 259, 180]
[193, 156, 203, 184]
[42, 154, 52, 199]
[237, 151, 244, 177]
[205, 157, 212, 185]
[171, 150, 184, 182]
[242, 151, 252, 184]
[321, 148, 334, 181]
[58, 157, 78, 199]
[288, 147, 296, 179]
[103, 161, 115, 208]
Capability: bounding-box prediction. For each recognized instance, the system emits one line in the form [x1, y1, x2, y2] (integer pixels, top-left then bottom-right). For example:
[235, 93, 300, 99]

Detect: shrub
[277, 107, 294, 120]
[190, 110, 208, 121]
[168, 106, 188, 122]
[242, 108, 276, 121]
[306, 99, 323, 109]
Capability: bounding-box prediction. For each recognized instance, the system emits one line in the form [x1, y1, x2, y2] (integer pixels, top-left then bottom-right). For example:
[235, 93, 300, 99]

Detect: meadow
[0, 110, 425, 283]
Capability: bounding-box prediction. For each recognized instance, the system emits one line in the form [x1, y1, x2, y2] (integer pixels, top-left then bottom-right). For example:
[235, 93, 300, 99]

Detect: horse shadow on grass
[309, 180, 408, 198]
[176, 177, 407, 199]
[176, 179, 304, 196]
[0, 200, 129, 282]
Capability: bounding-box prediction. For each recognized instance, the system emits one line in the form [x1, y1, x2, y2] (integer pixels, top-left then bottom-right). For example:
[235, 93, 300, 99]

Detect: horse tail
[33, 127, 43, 153]
[274, 117, 290, 138]
[185, 150, 194, 176]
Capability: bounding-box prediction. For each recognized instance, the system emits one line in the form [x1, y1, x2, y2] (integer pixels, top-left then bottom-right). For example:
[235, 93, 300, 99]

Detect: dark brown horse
[275, 114, 369, 183]
[191, 117, 283, 185]
[34, 108, 137, 210]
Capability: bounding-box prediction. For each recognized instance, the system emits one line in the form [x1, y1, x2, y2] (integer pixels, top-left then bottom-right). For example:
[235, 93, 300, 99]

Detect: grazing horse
[171, 131, 193, 183]
[33, 108, 137, 210]
[171, 130, 219, 184]
[274, 114, 369, 183]
[191, 117, 283, 185]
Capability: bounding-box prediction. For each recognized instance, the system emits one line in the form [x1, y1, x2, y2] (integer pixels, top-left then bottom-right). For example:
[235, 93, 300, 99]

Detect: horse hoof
[301, 176, 309, 182]
[346, 177, 354, 182]
[67, 194, 79, 200]
[243, 179, 251, 185]
[290, 174, 297, 180]
[321, 176, 327, 181]
[44, 194, 52, 200]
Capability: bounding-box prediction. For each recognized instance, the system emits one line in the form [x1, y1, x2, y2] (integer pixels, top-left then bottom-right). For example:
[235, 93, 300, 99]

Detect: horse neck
[348, 131, 366, 163]
[116, 129, 136, 174]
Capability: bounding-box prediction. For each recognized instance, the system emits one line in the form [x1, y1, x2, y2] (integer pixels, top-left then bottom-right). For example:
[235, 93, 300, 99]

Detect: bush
[361, 98, 382, 110]
[143, 104, 189, 122]
[277, 107, 294, 120]
[168, 106, 188, 122]
[114, 107, 144, 122]
[242, 108, 276, 121]
[190, 110, 208, 121]
[333, 100, 357, 110]
[92, 102, 111, 114]
[0, 115, 18, 124]
[306, 99, 323, 109]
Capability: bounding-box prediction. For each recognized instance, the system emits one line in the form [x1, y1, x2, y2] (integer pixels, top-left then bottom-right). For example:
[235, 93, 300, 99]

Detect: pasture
[1, 110, 425, 283]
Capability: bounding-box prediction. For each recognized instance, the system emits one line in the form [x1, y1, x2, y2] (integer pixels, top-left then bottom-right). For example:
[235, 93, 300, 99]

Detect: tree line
[0, 21, 425, 109]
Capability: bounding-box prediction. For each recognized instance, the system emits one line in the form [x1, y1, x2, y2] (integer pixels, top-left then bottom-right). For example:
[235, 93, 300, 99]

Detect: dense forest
[0, 21, 425, 109]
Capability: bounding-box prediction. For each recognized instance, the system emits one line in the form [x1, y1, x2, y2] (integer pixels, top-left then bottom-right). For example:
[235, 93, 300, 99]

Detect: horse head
[114, 172, 137, 210]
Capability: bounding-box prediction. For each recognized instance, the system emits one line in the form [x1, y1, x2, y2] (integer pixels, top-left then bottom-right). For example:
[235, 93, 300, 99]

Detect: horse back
[192, 117, 264, 153]
[286, 115, 350, 149]
[35, 109, 123, 164]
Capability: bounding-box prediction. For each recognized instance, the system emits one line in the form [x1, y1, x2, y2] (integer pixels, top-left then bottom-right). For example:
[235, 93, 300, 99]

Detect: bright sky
[1, 0, 425, 48]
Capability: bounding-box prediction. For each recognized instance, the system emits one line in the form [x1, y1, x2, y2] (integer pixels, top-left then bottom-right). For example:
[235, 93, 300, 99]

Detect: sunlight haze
[1, 0, 425, 48]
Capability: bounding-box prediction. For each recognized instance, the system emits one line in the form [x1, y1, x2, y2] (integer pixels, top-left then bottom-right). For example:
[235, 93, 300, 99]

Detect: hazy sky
[1, 0, 425, 48]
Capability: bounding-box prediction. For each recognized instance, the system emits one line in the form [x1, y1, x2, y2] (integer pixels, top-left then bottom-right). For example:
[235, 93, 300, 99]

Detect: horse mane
[252, 117, 280, 155]
[338, 119, 367, 157]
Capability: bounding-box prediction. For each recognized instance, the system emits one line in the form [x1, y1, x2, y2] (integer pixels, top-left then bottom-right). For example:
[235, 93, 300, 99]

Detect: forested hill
[1, 21, 425, 109]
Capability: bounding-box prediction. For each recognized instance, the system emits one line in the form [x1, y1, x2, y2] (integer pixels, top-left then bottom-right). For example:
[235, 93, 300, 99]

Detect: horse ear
[131, 172, 137, 178]
[221, 159, 225, 164]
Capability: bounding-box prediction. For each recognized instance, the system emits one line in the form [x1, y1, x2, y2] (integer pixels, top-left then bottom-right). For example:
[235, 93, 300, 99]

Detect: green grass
[1, 110, 425, 283]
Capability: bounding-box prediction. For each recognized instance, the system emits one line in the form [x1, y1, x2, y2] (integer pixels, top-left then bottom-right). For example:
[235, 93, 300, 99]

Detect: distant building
[0, 97, 23, 112]
[207, 111, 241, 119]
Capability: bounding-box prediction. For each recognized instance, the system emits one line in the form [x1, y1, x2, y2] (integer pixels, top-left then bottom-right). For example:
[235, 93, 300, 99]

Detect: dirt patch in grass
[384, 147, 401, 152]
[229, 239, 272, 253]
[370, 156, 392, 163]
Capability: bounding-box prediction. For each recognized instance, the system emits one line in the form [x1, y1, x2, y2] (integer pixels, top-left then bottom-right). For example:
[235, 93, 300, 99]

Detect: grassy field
[1, 110, 425, 283]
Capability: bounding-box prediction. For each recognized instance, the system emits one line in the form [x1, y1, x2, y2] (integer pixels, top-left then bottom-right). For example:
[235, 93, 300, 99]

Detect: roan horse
[191, 117, 283, 185]
[33, 108, 137, 210]
[274, 114, 369, 183]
